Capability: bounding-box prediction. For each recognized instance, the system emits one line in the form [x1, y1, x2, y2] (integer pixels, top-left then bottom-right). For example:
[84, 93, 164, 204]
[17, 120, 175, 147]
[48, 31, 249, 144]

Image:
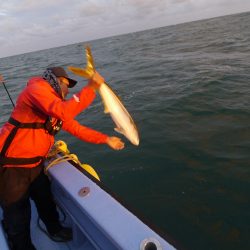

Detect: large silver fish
[68, 47, 139, 146]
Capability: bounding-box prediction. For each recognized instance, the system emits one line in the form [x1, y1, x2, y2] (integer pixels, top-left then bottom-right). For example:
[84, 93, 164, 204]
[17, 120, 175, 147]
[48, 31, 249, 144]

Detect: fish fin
[68, 46, 96, 79]
[114, 127, 124, 135]
[104, 105, 109, 114]
[85, 46, 95, 70]
[100, 98, 110, 114]
[68, 66, 92, 78]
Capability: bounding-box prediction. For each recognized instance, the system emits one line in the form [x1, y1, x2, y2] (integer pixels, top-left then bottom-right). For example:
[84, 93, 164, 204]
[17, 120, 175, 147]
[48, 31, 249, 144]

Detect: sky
[0, 0, 250, 58]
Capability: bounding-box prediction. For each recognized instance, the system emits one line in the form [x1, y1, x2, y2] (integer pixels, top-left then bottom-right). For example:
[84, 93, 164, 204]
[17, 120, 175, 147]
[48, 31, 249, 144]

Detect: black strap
[8, 117, 45, 129]
[0, 117, 45, 167]
[0, 156, 44, 166]
[0, 126, 19, 157]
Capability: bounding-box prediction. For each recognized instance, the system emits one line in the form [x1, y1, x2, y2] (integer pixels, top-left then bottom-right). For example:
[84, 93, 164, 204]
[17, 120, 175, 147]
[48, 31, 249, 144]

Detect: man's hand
[88, 71, 104, 91]
[106, 137, 125, 150]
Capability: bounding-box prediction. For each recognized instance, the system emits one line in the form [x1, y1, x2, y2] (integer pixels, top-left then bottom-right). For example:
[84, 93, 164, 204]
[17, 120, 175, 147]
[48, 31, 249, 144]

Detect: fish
[68, 46, 139, 146]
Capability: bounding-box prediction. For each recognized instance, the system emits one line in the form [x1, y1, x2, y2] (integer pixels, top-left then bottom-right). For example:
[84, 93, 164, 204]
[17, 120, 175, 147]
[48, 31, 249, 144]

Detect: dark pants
[0, 164, 61, 250]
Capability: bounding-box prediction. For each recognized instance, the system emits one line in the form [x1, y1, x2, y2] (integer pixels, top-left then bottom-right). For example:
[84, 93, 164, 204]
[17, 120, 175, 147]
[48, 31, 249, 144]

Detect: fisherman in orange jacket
[0, 67, 124, 250]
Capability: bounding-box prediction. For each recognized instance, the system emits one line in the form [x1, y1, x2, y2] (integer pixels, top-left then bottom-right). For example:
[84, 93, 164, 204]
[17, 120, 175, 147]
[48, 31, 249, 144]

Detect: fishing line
[0, 75, 15, 108]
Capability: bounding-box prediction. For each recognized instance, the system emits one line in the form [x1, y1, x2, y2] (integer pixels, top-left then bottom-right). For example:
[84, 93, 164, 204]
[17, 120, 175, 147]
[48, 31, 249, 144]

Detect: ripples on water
[0, 12, 250, 250]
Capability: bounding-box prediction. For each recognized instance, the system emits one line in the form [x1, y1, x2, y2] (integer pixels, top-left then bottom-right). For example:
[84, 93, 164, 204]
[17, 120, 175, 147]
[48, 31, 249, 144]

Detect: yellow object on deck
[46, 140, 100, 181]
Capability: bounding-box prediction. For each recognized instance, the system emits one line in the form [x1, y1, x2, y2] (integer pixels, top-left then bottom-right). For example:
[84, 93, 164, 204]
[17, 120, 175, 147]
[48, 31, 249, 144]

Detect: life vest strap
[0, 117, 46, 167]
[0, 156, 44, 166]
[8, 117, 45, 129]
[0, 126, 19, 157]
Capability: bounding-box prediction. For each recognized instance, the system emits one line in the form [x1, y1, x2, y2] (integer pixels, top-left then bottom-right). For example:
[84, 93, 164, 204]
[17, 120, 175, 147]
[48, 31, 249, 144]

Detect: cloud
[0, 0, 66, 13]
[0, 0, 250, 58]
[0, 11, 7, 16]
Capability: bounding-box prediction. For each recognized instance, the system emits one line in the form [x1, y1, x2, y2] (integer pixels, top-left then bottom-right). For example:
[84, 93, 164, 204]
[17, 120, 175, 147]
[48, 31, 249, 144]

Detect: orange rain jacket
[0, 77, 108, 168]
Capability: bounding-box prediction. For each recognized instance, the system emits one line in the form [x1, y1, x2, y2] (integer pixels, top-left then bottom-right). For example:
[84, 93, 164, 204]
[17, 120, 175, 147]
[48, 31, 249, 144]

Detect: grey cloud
[0, 11, 7, 16]
[1, 0, 250, 58]
[3, 0, 66, 13]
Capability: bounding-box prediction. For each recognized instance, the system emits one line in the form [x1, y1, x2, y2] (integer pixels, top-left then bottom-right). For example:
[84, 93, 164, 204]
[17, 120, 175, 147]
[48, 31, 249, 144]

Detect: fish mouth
[131, 138, 139, 146]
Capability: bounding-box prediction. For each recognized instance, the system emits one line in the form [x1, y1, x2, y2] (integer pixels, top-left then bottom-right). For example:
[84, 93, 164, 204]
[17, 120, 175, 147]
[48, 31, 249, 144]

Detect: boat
[0, 142, 177, 250]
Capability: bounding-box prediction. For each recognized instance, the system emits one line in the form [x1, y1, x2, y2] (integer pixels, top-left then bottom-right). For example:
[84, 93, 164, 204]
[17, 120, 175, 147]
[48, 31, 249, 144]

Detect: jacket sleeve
[62, 119, 108, 144]
[26, 81, 96, 121]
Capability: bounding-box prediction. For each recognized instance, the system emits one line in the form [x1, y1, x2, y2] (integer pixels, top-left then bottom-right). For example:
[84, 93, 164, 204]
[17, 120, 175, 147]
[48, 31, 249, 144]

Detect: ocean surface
[0, 12, 250, 250]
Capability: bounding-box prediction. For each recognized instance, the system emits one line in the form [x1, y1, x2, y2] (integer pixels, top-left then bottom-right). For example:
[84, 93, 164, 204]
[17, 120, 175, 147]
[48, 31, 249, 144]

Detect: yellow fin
[85, 46, 95, 71]
[68, 46, 96, 79]
[67, 66, 93, 79]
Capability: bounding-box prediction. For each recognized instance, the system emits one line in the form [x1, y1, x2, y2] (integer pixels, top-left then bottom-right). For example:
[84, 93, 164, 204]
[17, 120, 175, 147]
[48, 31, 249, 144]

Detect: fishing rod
[0, 74, 15, 108]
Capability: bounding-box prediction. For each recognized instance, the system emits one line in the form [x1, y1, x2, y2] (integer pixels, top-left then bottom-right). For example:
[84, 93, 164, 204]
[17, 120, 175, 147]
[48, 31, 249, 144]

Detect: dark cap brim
[67, 78, 77, 88]
[47, 67, 77, 88]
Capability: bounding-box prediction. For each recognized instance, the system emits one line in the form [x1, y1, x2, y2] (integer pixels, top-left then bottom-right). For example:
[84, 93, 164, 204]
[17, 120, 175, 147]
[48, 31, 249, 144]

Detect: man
[0, 67, 124, 250]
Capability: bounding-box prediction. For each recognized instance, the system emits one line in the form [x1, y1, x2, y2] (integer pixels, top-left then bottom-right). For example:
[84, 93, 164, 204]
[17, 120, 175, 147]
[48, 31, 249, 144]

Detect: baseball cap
[48, 67, 77, 88]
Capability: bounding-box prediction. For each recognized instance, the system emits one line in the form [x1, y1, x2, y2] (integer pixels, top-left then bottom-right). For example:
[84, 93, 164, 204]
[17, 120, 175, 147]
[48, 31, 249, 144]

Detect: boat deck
[0, 158, 177, 250]
[0, 200, 95, 250]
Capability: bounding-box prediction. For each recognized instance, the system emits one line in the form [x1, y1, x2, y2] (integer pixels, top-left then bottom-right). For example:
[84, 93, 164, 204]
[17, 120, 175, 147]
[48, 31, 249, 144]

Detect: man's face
[58, 77, 69, 98]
